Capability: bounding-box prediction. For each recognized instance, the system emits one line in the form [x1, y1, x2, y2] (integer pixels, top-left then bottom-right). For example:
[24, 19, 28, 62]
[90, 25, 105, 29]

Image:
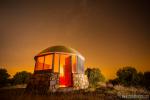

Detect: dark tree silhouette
[109, 66, 150, 90]
[13, 71, 32, 85]
[0, 68, 10, 87]
[108, 78, 120, 86]
[143, 71, 150, 90]
[85, 68, 105, 87]
[116, 66, 138, 86]
[135, 72, 144, 86]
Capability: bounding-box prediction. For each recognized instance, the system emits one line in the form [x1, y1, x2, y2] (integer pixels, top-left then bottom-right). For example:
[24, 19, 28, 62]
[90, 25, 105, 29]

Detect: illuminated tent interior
[34, 45, 85, 87]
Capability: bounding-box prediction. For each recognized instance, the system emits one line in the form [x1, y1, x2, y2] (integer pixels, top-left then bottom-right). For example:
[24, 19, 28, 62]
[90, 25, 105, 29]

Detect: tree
[116, 66, 143, 86]
[108, 66, 149, 90]
[85, 68, 105, 87]
[108, 78, 120, 86]
[13, 71, 32, 85]
[143, 71, 150, 90]
[0, 68, 10, 87]
[135, 72, 144, 86]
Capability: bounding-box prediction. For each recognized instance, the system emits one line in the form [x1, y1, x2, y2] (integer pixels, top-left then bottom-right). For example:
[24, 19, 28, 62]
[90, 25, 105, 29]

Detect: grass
[0, 85, 149, 100]
[0, 88, 119, 100]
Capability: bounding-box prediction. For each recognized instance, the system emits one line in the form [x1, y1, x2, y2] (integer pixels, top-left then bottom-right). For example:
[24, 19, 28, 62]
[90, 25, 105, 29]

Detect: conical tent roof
[35, 45, 84, 60]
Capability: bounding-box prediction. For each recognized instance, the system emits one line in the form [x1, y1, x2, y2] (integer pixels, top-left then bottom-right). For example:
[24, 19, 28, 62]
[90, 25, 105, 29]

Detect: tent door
[59, 56, 72, 87]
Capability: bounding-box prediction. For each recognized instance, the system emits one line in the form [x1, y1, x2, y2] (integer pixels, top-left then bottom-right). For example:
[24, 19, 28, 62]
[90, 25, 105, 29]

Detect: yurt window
[77, 57, 84, 73]
[44, 55, 53, 70]
[54, 54, 59, 73]
[72, 55, 77, 73]
[59, 54, 66, 77]
[35, 56, 44, 70]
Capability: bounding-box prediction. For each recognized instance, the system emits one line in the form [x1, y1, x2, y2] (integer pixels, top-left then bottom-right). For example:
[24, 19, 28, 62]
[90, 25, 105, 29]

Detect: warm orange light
[54, 54, 59, 73]
[59, 54, 72, 87]
[35, 56, 44, 70]
[35, 54, 53, 71]
[60, 65, 64, 76]
[44, 55, 52, 69]
[59, 85, 66, 87]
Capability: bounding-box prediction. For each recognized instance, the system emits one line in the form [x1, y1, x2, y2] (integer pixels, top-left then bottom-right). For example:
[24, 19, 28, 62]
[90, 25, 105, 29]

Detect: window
[77, 56, 84, 73]
[35, 54, 53, 71]
[35, 56, 44, 70]
[54, 54, 59, 73]
[59, 54, 66, 77]
[44, 55, 53, 70]
[72, 55, 77, 73]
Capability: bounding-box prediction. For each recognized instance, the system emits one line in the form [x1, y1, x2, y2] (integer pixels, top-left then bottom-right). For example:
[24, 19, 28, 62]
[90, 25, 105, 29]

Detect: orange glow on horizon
[4, 63, 150, 80]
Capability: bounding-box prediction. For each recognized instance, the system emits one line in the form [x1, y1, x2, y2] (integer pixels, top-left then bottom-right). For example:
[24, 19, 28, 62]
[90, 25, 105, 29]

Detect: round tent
[34, 45, 85, 87]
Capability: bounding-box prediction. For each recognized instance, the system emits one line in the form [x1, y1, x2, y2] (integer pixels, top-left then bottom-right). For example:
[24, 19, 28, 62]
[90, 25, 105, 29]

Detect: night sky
[0, 0, 150, 79]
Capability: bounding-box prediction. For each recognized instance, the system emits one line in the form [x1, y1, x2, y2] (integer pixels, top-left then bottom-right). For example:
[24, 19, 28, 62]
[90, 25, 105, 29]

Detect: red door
[64, 56, 72, 86]
[59, 55, 72, 87]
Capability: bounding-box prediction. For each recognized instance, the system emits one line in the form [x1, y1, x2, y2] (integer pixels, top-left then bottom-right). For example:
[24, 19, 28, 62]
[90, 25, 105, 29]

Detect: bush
[12, 71, 32, 85]
[116, 66, 138, 86]
[85, 68, 105, 87]
[108, 78, 120, 86]
[109, 66, 150, 91]
[143, 72, 150, 90]
[0, 68, 10, 87]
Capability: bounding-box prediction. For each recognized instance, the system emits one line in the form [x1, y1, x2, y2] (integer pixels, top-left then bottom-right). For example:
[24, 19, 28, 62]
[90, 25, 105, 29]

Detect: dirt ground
[0, 87, 149, 100]
[0, 88, 119, 100]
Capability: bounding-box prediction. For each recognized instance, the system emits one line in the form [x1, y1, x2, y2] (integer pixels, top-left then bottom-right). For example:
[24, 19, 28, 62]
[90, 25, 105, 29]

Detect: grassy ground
[0, 86, 149, 100]
[0, 88, 118, 100]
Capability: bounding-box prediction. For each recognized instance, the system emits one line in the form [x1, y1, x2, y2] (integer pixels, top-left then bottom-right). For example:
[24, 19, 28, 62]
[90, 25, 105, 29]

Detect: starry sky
[0, 0, 150, 79]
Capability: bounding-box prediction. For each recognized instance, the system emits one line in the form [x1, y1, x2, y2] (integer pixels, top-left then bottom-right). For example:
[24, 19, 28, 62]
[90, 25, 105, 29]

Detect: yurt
[27, 45, 89, 92]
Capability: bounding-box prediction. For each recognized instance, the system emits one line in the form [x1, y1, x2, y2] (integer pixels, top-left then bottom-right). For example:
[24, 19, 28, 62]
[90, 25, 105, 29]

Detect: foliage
[85, 68, 105, 87]
[134, 72, 144, 86]
[0, 68, 10, 87]
[108, 78, 120, 86]
[143, 71, 150, 90]
[109, 66, 150, 90]
[12, 71, 32, 85]
[116, 66, 138, 86]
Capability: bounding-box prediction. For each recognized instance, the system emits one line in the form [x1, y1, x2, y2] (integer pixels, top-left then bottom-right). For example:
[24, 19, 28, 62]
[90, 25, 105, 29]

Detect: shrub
[85, 68, 105, 87]
[12, 71, 32, 85]
[143, 72, 150, 90]
[109, 66, 150, 90]
[0, 68, 10, 87]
